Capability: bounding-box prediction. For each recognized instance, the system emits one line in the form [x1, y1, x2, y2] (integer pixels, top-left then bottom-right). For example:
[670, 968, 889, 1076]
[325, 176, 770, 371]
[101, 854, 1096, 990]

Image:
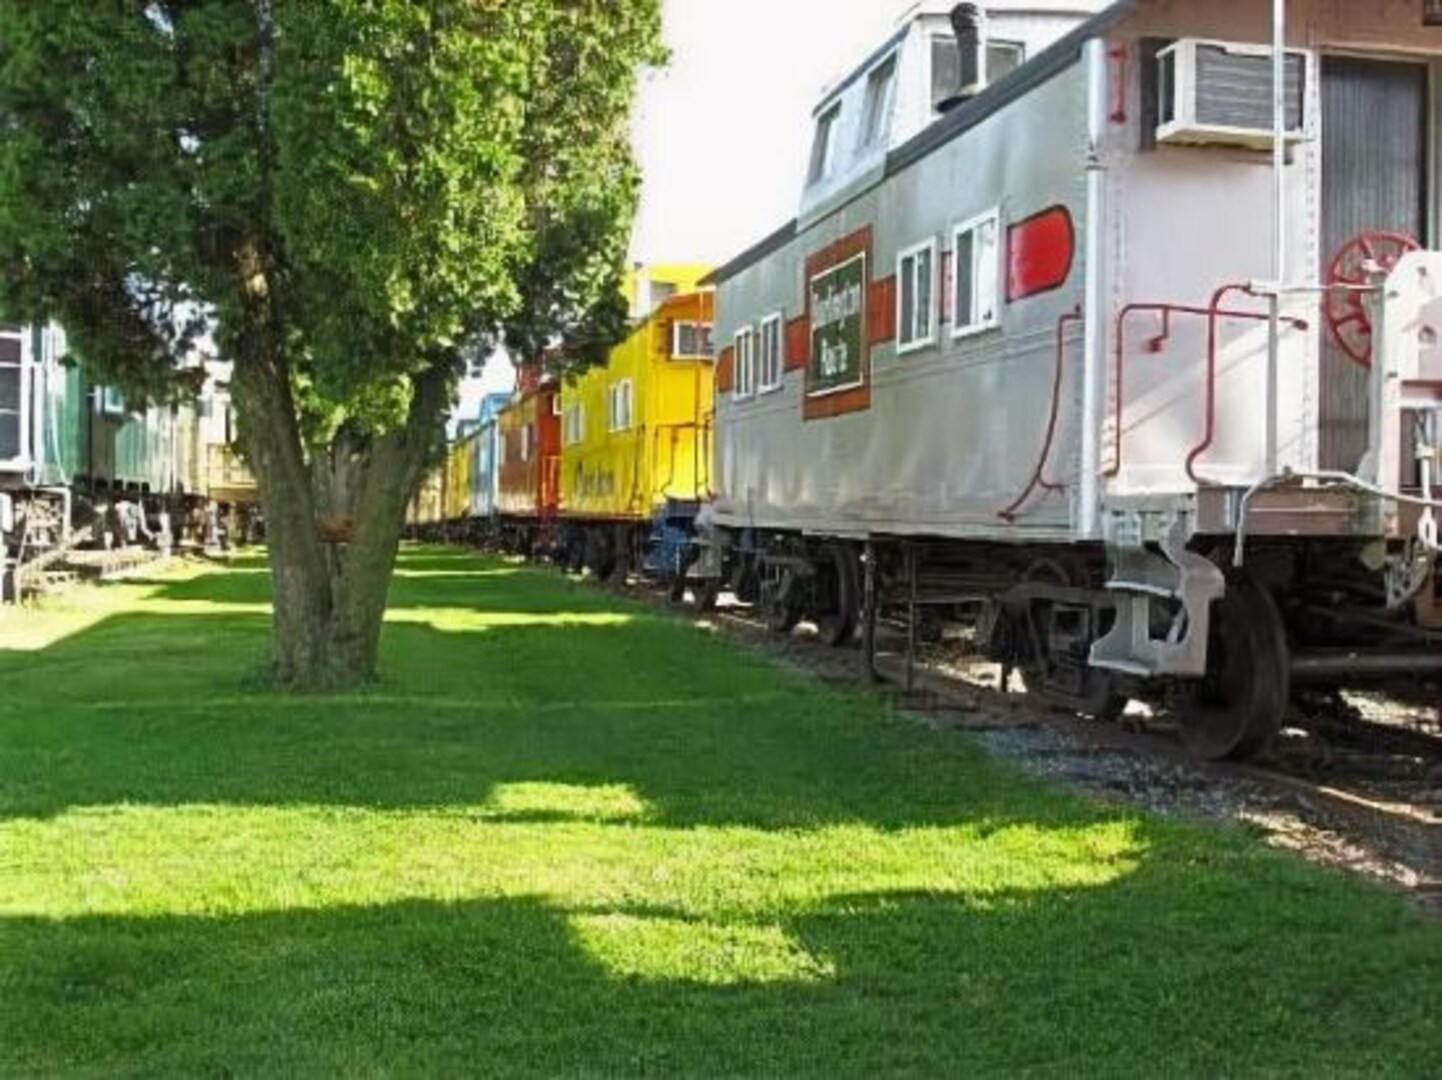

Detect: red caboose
[495, 370, 561, 553]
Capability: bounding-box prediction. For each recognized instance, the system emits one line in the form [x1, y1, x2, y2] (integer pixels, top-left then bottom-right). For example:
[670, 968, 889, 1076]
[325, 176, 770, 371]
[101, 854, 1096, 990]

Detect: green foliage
[0, 0, 661, 431]
[1, 551, 1439, 1074]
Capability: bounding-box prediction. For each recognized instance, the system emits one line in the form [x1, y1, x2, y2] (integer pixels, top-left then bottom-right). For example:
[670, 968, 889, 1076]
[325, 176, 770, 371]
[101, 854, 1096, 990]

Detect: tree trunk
[227, 238, 449, 689]
[232, 344, 447, 689]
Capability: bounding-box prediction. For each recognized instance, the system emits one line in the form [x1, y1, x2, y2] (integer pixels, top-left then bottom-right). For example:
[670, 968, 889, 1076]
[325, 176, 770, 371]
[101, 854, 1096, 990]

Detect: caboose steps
[1090, 527, 1224, 680]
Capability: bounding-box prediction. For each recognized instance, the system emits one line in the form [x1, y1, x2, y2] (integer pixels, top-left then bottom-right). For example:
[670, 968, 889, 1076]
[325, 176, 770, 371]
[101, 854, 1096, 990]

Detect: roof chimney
[937, 3, 984, 114]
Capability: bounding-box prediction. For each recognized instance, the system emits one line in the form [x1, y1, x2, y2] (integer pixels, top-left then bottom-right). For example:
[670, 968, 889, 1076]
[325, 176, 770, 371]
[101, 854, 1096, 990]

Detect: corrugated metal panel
[1320, 58, 1428, 471]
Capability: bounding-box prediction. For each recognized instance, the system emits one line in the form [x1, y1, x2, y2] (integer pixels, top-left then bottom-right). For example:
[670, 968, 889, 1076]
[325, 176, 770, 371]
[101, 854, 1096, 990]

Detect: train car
[695, 0, 1442, 760]
[442, 433, 471, 526]
[2, 322, 201, 589]
[556, 265, 715, 582]
[495, 372, 561, 553]
[465, 392, 511, 523]
[407, 462, 447, 533]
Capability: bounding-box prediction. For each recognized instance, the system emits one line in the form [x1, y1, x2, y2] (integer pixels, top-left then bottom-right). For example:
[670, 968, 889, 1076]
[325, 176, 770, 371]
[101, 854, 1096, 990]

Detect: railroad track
[635, 585, 1442, 903]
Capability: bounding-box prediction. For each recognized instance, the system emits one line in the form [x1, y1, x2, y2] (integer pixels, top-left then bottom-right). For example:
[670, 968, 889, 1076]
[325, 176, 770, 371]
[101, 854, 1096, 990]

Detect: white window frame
[99, 384, 127, 416]
[757, 313, 784, 394]
[671, 321, 714, 360]
[807, 102, 842, 185]
[986, 39, 1027, 82]
[563, 403, 586, 446]
[896, 238, 938, 355]
[732, 327, 756, 400]
[856, 51, 898, 152]
[497, 431, 507, 467]
[0, 328, 29, 465]
[608, 378, 634, 433]
[950, 209, 1002, 340]
[520, 423, 533, 463]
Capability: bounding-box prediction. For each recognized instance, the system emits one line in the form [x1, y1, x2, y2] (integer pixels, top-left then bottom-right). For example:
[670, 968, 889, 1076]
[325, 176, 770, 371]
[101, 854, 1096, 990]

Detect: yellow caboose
[443, 437, 471, 524]
[557, 264, 714, 579]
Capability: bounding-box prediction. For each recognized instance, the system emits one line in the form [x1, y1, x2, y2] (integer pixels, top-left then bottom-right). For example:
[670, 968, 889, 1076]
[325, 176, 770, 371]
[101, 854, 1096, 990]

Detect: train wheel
[1178, 576, 1289, 761]
[759, 563, 803, 634]
[811, 545, 859, 647]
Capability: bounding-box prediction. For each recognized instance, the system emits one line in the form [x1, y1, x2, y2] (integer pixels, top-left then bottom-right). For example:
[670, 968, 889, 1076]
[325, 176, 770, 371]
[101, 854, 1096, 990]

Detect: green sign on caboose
[808, 252, 867, 395]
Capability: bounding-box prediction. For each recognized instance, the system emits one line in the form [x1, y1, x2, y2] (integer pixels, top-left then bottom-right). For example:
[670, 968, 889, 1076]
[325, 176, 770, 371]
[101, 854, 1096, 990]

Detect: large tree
[0, 1, 662, 686]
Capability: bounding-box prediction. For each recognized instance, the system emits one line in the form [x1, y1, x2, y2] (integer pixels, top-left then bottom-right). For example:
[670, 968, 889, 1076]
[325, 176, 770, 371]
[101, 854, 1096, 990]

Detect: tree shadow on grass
[0, 605, 1104, 833]
[143, 556, 618, 616]
[3, 552, 1439, 1073]
[2, 861, 1435, 1076]
[13, 546, 1096, 830]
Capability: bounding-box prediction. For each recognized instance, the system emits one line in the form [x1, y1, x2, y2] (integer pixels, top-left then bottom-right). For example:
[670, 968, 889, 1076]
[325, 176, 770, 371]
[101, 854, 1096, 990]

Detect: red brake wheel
[1322, 230, 1421, 368]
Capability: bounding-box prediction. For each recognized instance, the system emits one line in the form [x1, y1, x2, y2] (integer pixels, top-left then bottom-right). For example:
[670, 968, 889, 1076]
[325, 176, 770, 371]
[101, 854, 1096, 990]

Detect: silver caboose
[699, 0, 1442, 759]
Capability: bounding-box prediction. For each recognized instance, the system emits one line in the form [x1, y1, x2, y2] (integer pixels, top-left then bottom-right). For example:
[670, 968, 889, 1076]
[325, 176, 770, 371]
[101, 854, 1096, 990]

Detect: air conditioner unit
[1156, 38, 1308, 150]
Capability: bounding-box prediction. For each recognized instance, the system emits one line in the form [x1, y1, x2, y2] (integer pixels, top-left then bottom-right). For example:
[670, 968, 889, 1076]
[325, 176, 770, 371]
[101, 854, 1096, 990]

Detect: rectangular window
[551, 396, 563, 417]
[608, 379, 634, 432]
[986, 40, 1026, 82]
[952, 211, 1001, 338]
[520, 424, 533, 463]
[672, 321, 715, 359]
[497, 432, 508, 467]
[563, 404, 586, 446]
[857, 55, 897, 151]
[758, 314, 784, 393]
[0, 369, 19, 460]
[896, 239, 937, 353]
[931, 35, 960, 111]
[0, 329, 28, 462]
[807, 103, 841, 185]
[99, 385, 126, 416]
[733, 327, 756, 399]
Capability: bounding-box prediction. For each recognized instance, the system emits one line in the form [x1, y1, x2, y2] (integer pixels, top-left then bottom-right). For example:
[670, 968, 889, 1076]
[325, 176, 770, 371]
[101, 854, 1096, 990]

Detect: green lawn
[0, 548, 1437, 1076]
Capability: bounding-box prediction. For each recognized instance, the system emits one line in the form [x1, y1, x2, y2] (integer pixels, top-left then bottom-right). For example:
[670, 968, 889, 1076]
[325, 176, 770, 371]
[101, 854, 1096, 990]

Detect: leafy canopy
[0, 0, 663, 433]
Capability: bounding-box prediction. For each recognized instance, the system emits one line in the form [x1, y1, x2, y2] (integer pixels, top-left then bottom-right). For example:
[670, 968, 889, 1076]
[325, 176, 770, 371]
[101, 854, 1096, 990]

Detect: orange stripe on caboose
[716, 345, 735, 393]
[867, 276, 897, 345]
[785, 316, 810, 371]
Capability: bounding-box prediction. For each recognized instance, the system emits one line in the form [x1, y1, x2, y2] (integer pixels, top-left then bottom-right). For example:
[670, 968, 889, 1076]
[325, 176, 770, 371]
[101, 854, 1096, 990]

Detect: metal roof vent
[936, 3, 985, 114]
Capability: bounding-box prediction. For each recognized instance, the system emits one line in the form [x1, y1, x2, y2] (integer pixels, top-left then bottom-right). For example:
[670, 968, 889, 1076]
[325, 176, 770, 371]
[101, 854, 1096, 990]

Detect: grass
[0, 547, 1437, 1076]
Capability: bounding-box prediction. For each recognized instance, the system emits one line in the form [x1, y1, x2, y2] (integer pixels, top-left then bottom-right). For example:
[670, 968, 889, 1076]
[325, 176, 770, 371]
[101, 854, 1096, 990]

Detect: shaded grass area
[0, 547, 1437, 1075]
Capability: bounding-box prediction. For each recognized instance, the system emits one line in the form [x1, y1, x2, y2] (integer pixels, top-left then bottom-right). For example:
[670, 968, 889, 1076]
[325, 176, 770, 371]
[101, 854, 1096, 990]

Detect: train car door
[1319, 57, 1430, 472]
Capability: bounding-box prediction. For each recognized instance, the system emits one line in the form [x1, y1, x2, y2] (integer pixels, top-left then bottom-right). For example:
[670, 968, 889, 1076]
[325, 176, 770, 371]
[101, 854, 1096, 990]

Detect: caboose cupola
[797, 1, 1107, 226]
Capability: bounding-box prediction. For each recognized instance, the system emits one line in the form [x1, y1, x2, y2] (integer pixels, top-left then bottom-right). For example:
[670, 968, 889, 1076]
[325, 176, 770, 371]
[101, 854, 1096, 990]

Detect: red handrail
[1106, 289, 1307, 481]
[999, 305, 1082, 521]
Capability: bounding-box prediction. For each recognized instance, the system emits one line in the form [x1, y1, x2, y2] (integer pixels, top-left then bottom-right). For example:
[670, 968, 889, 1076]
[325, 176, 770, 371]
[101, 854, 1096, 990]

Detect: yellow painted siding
[560, 283, 714, 522]
[443, 438, 471, 521]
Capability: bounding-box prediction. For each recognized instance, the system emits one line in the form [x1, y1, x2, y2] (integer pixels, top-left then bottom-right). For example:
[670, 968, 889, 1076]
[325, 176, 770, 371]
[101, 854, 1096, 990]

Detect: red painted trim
[868, 276, 897, 345]
[716, 346, 735, 393]
[1007, 206, 1075, 303]
[784, 316, 810, 371]
[1108, 46, 1130, 124]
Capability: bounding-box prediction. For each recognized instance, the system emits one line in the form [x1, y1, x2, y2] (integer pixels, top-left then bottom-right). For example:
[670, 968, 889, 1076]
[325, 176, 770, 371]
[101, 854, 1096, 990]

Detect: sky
[629, 0, 906, 266]
[467, 0, 907, 409]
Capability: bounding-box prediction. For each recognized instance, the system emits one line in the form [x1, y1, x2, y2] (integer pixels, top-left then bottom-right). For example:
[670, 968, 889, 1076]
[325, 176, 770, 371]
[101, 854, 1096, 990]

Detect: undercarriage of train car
[685, 521, 1442, 764]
